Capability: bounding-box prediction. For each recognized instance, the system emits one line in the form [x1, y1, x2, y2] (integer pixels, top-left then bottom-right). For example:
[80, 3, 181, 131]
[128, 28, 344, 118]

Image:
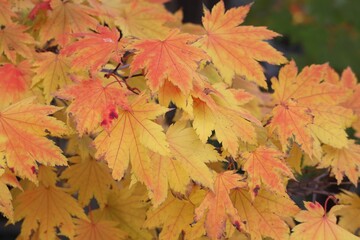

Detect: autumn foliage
[0, 0, 360, 239]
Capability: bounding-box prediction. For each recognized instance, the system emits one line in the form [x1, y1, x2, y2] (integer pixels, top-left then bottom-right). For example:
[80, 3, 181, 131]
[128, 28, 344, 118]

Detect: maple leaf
[149, 121, 218, 207]
[192, 81, 260, 156]
[231, 188, 299, 240]
[61, 26, 126, 72]
[0, 0, 16, 24]
[130, 29, 209, 94]
[94, 184, 152, 239]
[335, 190, 360, 235]
[74, 217, 127, 240]
[94, 93, 170, 182]
[56, 78, 130, 135]
[320, 141, 360, 186]
[194, 171, 247, 239]
[61, 156, 115, 207]
[114, 1, 175, 39]
[0, 97, 68, 181]
[14, 167, 87, 240]
[38, 0, 98, 46]
[198, 1, 287, 87]
[269, 61, 350, 158]
[291, 201, 359, 240]
[0, 168, 22, 222]
[158, 80, 193, 116]
[32, 52, 72, 104]
[144, 188, 206, 240]
[0, 23, 34, 63]
[0, 61, 33, 108]
[241, 146, 294, 198]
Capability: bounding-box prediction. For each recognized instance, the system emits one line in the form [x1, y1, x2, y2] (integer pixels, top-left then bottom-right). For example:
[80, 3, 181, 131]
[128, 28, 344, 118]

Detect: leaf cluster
[0, 1, 359, 240]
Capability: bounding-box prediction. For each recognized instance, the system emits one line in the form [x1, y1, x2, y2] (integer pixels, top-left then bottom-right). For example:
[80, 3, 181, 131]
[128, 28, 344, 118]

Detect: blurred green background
[245, 0, 360, 76]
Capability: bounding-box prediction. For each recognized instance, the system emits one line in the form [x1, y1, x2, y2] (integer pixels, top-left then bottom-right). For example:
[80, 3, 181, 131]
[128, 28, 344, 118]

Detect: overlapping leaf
[93, 184, 152, 239]
[291, 201, 359, 240]
[62, 26, 126, 72]
[149, 121, 218, 206]
[0, 23, 34, 63]
[241, 146, 294, 198]
[14, 167, 86, 240]
[130, 29, 209, 94]
[192, 81, 260, 156]
[61, 156, 115, 207]
[321, 141, 360, 186]
[94, 94, 169, 182]
[0, 61, 33, 108]
[194, 171, 246, 239]
[198, 1, 287, 87]
[335, 190, 360, 235]
[269, 61, 351, 158]
[74, 217, 127, 240]
[231, 188, 299, 240]
[144, 189, 205, 240]
[38, 0, 98, 46]
[0, 97, 68, 181]
[32, 52, 72, 103]
[56, 78, 130, 135]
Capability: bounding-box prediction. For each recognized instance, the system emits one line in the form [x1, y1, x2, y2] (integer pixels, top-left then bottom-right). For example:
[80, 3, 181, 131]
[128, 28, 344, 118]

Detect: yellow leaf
[144, 189, 205, 240]
[335, 190, 360, 235]
[291, 201, 359, 240]
[0, 97, 68, 181]
[94, 184, 152, 240]
[231, 188, 299, 240]
[194, 171, 247, 239]
[32, 52, 72, 104]
[321, 141, 360, 186]
[74, 218, 127, 240]
[149, 121, 218, 206]
[14, 167, 86, 240]
[241, 146, 294, 199]
[39, 0, 98, 46]
[198, 1, 286, 86]
[94, 94, 169, 181]
[61, 156, 115, 207]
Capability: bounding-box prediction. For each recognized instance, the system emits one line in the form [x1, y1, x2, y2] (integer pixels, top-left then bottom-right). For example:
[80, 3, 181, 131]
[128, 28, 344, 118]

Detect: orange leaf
[0, 23, 34, 63]
[56, 78, 130, 136]
[0, 61, 32, 108]
[39, 0, 98, 46]
[94, 94, 169, 182]
[0, 97, 68, 181]
[114, 1, 175, 39]
[291, 201, 359, 240]
[241, 146, 294, 199]
[0, 0, 16, 25]
[194, 171, 247, 239]
[269, 61, 343, 158]
[62, 26, 126, 72]
[130, 29, 209, 94]
[231, 188, 299, 240]
[198, 1, 287, 87]
[321, 141, 360, 186]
